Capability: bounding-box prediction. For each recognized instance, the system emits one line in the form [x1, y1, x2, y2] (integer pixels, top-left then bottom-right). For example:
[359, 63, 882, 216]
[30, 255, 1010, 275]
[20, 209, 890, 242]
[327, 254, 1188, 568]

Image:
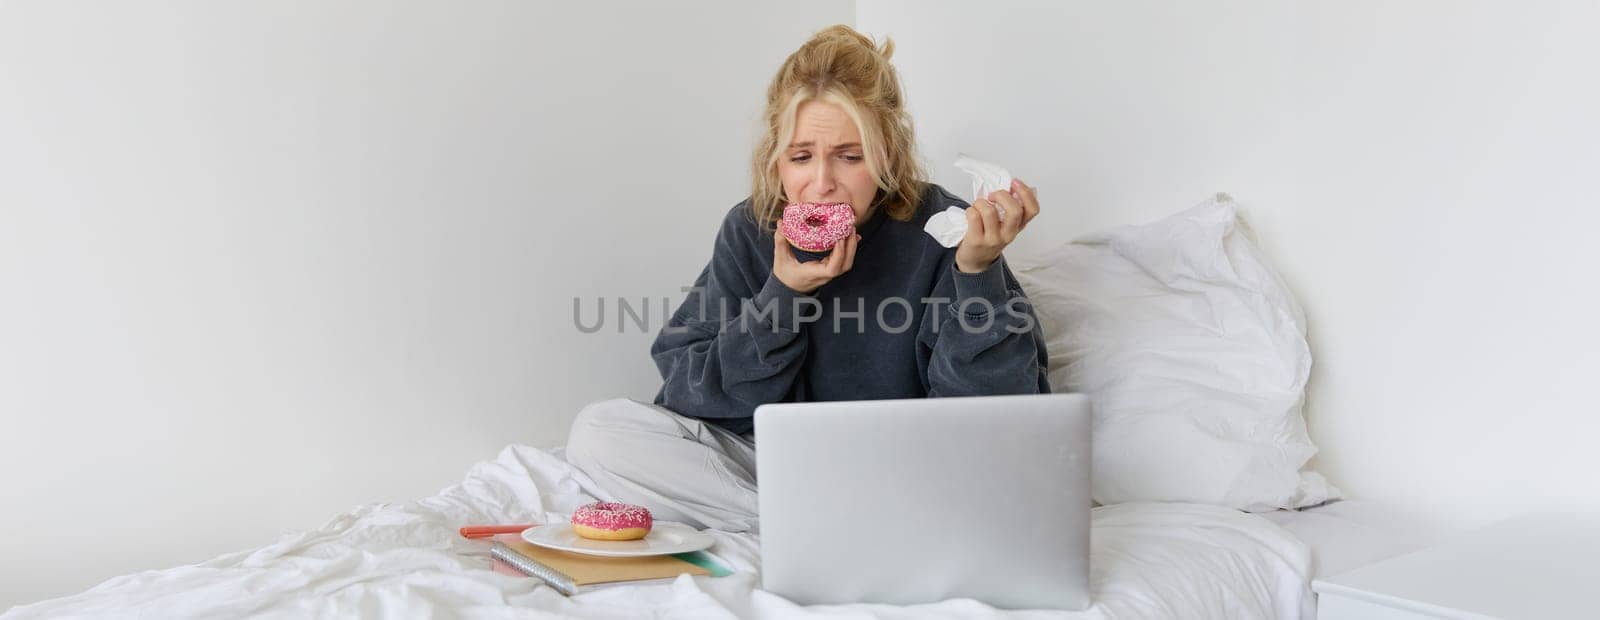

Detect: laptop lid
[754, 393, 1092, 610]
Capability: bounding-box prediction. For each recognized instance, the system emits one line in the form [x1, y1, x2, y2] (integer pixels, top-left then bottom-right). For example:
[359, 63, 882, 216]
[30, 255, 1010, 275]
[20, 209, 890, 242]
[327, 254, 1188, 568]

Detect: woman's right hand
[772, 230, 860, 295]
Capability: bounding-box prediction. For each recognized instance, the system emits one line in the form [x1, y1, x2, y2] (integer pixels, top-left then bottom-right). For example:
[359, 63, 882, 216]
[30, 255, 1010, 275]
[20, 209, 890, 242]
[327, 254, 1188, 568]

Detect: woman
[565, 25, 1048, 534]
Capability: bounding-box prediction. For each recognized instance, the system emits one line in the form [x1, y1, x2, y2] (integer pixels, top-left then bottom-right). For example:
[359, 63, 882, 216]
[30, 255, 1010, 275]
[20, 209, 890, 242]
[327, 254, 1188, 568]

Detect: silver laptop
[754, 393, 1092, 611]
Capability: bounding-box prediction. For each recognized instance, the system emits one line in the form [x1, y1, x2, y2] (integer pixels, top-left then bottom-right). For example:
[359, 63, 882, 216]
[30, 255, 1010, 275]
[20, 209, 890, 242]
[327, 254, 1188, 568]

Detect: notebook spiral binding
[491, 542, 579, 596]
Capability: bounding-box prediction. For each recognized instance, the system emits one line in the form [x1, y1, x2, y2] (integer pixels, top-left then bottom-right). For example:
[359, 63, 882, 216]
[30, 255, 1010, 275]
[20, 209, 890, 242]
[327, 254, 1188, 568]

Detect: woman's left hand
[955, 178, 1040, 273]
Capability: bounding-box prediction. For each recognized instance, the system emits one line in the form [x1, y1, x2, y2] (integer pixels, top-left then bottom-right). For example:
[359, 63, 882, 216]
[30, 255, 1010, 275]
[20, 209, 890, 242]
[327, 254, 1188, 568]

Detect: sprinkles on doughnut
[779, 202, 856, 253]
[570, 501, 654, 541]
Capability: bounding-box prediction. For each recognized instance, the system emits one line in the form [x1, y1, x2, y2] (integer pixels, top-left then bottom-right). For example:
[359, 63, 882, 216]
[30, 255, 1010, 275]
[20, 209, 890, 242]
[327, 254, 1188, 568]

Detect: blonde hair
[749, 25, 927, 231]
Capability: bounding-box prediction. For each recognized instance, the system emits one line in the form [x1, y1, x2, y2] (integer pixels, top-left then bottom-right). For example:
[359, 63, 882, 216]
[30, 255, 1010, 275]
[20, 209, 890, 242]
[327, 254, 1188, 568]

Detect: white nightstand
[1313, 512, 1598, 619]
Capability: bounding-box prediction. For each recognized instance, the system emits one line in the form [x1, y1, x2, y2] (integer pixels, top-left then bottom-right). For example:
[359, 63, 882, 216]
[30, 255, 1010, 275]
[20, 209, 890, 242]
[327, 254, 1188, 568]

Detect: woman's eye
[789, 154, 811, 163]
[841, 154, 863, 162]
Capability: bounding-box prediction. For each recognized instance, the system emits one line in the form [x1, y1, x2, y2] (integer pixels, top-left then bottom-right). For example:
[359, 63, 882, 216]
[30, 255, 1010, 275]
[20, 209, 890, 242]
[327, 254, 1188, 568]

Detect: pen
[460, 524, 538, 539]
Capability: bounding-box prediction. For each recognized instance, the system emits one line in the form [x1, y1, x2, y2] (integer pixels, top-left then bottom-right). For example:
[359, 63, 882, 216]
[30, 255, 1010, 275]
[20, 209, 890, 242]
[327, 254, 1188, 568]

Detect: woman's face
[777, 100, 878, 221]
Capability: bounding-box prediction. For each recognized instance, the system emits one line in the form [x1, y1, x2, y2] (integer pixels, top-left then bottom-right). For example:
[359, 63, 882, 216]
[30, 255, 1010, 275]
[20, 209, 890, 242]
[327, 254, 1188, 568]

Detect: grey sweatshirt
[650, 183, 1051, 437]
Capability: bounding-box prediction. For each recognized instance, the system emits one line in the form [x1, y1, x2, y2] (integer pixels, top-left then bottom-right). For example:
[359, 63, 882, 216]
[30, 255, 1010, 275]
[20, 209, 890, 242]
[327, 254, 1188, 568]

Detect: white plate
[521, 521, 715, 558]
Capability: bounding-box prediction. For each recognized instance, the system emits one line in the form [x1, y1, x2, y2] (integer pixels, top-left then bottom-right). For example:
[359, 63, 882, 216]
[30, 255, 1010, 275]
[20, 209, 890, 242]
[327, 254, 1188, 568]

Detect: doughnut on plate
[521, 521, 715, 557]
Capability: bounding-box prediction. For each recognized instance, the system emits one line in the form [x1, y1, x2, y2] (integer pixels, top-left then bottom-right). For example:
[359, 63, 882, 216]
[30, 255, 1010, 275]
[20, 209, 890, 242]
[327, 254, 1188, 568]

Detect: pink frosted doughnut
[570, 501, 653, 541]
[779, 202, 857, 252]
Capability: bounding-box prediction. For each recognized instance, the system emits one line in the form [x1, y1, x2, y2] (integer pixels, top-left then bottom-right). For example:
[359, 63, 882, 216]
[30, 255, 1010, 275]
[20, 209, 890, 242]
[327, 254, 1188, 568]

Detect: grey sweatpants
[564, 398, 760, 533]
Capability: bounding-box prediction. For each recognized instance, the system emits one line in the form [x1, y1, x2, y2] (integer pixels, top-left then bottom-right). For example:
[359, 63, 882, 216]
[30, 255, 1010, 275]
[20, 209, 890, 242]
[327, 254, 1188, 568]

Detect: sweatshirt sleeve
[916, 254, 1052, 397]
[650, 206, 811, 421]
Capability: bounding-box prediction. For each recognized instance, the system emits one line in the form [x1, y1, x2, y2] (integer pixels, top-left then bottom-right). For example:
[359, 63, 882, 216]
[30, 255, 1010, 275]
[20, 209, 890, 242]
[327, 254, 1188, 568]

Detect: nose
[810, 157, 837, 198]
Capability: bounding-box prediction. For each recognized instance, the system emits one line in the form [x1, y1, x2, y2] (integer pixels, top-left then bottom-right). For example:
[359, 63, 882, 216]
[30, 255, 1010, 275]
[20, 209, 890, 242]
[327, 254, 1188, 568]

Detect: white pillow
[1014, 194, 1339, 511]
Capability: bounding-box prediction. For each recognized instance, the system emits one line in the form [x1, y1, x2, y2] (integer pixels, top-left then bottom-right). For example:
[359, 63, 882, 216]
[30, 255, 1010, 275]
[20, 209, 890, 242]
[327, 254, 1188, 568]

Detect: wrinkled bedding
[3, 445, 1314, 619]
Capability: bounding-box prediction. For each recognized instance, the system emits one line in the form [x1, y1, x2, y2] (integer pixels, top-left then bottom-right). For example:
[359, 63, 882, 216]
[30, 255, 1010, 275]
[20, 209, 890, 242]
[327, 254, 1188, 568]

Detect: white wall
[859, 0, 1600, 535]
[0, 0, 852, 608]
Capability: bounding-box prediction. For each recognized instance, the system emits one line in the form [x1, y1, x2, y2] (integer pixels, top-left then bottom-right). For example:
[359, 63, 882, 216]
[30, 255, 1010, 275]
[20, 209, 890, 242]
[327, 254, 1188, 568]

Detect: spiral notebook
[488, 534, 732, 590]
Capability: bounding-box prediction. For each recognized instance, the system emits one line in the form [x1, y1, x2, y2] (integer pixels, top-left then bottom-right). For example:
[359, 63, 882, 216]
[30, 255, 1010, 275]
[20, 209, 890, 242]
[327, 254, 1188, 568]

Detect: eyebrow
[787, 141, 862, 151]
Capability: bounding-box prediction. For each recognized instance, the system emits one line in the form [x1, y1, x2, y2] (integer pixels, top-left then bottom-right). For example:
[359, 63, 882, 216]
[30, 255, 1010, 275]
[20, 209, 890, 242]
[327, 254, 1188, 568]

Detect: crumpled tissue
[924, 153, 1015, 248]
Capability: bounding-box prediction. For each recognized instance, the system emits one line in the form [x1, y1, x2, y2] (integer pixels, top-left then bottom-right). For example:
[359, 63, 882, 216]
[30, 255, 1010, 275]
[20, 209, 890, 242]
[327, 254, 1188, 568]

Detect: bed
[1, 443, 1421, 619]
[6, 195, 1420, 618]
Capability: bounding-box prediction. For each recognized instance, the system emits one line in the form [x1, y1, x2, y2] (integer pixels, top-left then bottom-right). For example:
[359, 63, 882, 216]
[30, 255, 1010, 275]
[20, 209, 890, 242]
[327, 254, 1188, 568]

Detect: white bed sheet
[3, 445, 1317, 619]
